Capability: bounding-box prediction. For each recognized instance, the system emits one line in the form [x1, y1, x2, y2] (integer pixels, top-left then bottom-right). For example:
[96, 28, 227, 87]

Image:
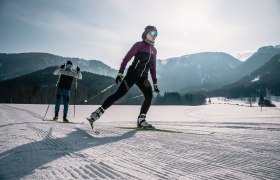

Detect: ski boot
[53, 111, 58, 121]
[137, 114, 154, 129]
[87, 107, 104, 129]
[63, 115, 69, 123]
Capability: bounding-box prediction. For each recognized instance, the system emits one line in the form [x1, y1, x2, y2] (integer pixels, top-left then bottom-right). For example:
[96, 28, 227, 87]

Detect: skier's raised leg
[90, 106, 105, 122]
[88, 74, 135, 122]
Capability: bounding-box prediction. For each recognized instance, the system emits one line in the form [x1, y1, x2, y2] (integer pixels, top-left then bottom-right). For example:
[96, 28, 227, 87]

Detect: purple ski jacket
[118, 41, 157, 84]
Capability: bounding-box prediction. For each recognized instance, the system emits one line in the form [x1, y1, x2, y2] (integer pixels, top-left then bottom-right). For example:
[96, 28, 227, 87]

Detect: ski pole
[73, 78, 78, 118]
[82, 83, 115, 103]
[43, 75, 61, 119]
[117, 91, 157, 103]
[116, 93, 144, 103]
[117, 94, 144, 103]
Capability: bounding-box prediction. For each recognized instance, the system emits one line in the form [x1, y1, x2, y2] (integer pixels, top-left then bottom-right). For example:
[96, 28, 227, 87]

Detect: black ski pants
[102, 72, 153, 115]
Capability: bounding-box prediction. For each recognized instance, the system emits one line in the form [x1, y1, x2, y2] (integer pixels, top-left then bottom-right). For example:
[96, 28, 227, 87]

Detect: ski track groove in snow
[64, 166, 79, 179]
[0, 104, 280, 179]
[86, 164, 115, 179]
[80, 145, 148, 179]
[69, 165, 90, 179]
[97, 161, 137, 179]
[79, 165, 99, 178]
[109, 133, 187, 179]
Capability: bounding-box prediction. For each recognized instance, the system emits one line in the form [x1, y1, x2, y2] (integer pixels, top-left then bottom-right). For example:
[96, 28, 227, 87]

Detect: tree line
[0, 67, 206, 106]
[153, 92, 206, 105]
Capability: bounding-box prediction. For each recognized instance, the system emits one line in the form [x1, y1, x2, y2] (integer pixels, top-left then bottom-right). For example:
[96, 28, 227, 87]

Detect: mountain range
[156, 45, 280, 93]
[0, 45, 279, 98]
[156, 52, 241, 92]
[0, 52, 117, 80]
[205, 53, 280, 98]
[226, 45, 280, 84]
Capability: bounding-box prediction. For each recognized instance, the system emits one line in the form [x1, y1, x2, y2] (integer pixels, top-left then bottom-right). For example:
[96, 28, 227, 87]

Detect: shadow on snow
[0, 128, 137, 179]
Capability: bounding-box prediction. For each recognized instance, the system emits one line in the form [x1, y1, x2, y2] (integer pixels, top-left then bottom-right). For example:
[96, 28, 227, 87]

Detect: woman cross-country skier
[88, 25, 160, 129]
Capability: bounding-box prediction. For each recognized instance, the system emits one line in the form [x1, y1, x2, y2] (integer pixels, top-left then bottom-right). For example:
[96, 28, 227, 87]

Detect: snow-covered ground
[0, 99, 280, 179]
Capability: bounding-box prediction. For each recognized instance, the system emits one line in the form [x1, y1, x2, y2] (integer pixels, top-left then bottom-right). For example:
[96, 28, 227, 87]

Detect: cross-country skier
[53, 60, 82, 122]
[88, 25, 160, 129]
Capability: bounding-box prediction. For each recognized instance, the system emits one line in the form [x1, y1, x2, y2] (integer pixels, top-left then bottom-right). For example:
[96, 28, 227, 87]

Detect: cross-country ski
[118, 127, 215, 135]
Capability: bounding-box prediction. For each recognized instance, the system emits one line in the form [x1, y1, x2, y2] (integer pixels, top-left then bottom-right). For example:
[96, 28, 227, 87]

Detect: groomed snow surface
[0, 98, 280, 179]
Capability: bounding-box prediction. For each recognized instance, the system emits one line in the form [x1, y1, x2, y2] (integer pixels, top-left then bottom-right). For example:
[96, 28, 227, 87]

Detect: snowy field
[0, 99, 280, 179]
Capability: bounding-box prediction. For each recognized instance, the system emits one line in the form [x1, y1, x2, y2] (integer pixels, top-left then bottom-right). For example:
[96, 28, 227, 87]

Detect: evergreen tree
[258, 94, 264, 106]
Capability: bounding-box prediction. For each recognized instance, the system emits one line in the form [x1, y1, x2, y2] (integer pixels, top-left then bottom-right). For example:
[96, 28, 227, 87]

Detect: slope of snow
[251, 75, 260, 82]
[0, 100, 280, 179]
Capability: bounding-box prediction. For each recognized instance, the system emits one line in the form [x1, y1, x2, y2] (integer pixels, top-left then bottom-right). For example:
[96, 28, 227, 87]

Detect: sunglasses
[150, 31, 158, 37]
[66, 64, 72, 67]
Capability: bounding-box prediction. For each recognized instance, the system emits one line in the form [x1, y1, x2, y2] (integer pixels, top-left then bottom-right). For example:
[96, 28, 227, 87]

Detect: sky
[0, 0, 280, 68]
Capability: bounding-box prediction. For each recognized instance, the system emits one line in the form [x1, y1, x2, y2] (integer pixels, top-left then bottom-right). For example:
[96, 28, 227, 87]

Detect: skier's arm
[118, 42, 140, 74]
[73, 66, 82, 79]
[150, 49, 157, 84]
[76, 71, 82, 80]
[53, 64, 65, 75]
[53, 68, 62, 75]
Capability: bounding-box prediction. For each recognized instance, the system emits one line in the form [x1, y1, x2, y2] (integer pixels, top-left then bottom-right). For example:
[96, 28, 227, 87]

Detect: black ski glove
[76, 66, 80, 72]
[153, 84, 160, 93]
[60, 64, 65, 69]
[115, 73, 124, 84]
